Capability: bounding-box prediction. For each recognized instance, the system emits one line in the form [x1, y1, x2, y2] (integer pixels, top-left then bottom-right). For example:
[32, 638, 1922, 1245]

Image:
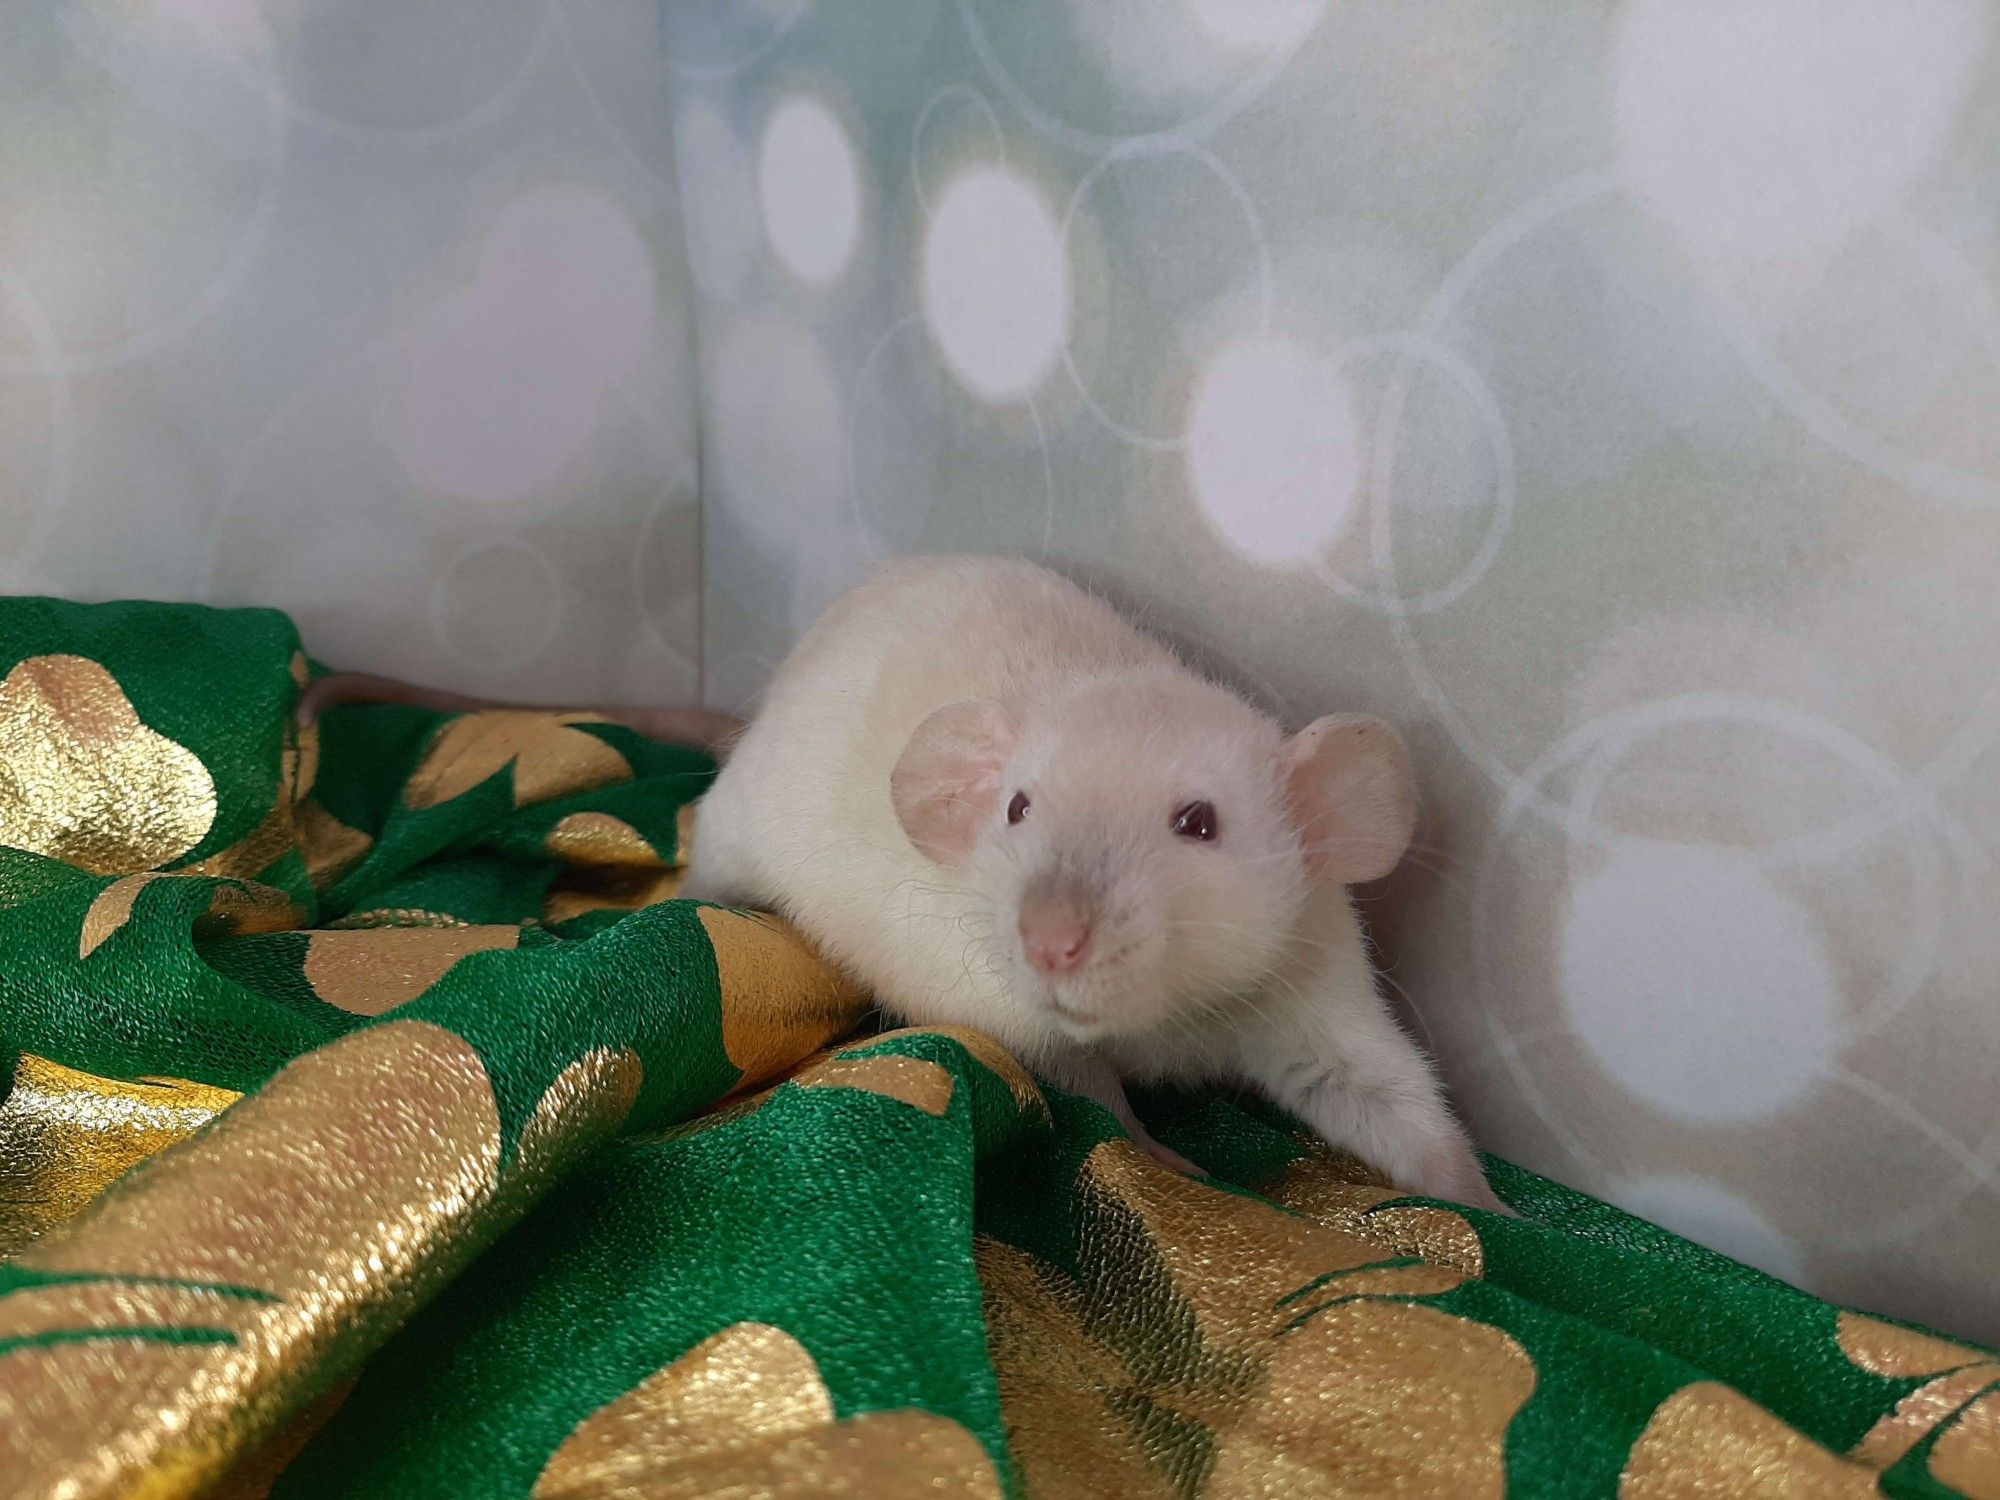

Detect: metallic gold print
[532, 1321, 1001, 1500]
[1209, 1298, 1534, 1498]
[1853, 1364, 2000, 1470]
[0, 1054, 240, 1257]
[0, 1020, 505, 1498]
[534, 1322, 834, 1498]
[868, 1025, 1048, 1121]
[978, 1149, 1502, 1498]
[201, 880, 306, 938]
[975, 1236, 1183, 1500]
[617, 1411, 1002, 1500]
[545, 812, 661, 867]
[183, 802, 297, 883]
[80, 874, 299, 959]
[295, 800, 373, 890]
[301, 925, 521, 1015]
[0, 1280, 264, 1344]
[1262, 1158, 1485, 1278]
[183, 736, 306, 883]
[543, 866, 684, 925]
[1083, 1141, 1459, 1353]
[79, 872, 162, 957]
[1835, 1310, 1985, 1379]
[793, 1054, 956, 1116]
[403, 711, 631, 810]
[505, 1049, 645, 1206]
[207, 1379, 354, 1500]
[697, 906, 871, 1085]
[323, 907, 472, 929]
[1087, 1140, 1480, 1484]
[1619, 1383, 1879, 1498]
[0, 654, 219, 875]
[1930, 1386, 2000, 1499]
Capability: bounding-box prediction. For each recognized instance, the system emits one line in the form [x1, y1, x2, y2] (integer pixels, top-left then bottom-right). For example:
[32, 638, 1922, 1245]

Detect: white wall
[668, 0, 2000, 1342]
[0, 2, 703, 706]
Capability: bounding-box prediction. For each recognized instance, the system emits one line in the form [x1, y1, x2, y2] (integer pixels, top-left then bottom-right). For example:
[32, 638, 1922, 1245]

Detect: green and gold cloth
[0, 597, 1994, 1498]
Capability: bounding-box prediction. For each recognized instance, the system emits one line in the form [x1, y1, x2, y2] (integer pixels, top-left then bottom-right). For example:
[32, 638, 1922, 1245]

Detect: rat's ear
[1279, 714, 1417, 884]
[891, 698, 1018, 865]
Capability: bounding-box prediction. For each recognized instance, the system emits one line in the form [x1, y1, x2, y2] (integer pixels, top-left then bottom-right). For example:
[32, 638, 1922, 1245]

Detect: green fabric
[1, 598, 1995, 1499]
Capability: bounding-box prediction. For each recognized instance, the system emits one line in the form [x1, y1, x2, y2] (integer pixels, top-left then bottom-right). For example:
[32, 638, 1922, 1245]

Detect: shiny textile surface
[0, 599, 1995, 1498]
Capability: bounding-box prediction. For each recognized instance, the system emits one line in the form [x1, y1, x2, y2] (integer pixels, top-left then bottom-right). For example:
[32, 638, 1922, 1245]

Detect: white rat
[683, 555, 1507, 1212]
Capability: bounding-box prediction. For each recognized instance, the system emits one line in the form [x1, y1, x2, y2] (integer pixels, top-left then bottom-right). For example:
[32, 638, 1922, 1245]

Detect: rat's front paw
[1130, 1127, 1202, 1176]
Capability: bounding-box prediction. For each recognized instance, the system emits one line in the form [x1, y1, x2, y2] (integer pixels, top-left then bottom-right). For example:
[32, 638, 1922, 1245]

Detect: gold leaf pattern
[182, 800, 297, 883]
[296, 799, 373, 890]
[1836, 1310, 1985, 1379]
[1853, 1363, 2000, 1471]
[0, 1054, 240, 1258]
[1210, 1299, 1534, 1498]
[624, 1411, 1001, 1500]
[979, 1145, 1518, 1498]
[1618, 1383, 1878, 1498]
[206, 1381, 353, 1500]
[868, 1026, 1047, 1121]
[203, 881, 307, 938]
[545, 812, 660, 867]
[532, 1321, 1001, 1500]
[1084, 1141, 1461, 1351]
[0, 1279, 259, 1344]
[182, 733, 309, 884]
[793, 1054, 956, 1116]
[698, 906, 871, 1086]
[325, 907, 471, 930]
[1262, 1150, 1485, 1278]
[975, 1238, 1181, 1500]
[534, 1322, 834, 1498]
[0, 1021, 505, 1497]
[0, 654, 218, 874]
[80, 873, 301, 959]
[507, 1049, 645, 1206]
[79, 872, 163, 957]
[544, 867, 685, 924]
[301, 925, 521, 1015]
[404, 711, 630, 810]
[1930, 1387, 2000, 1499]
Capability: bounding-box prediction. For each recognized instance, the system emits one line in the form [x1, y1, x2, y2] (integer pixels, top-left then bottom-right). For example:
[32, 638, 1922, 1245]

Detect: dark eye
[1172, 800, 1218, 841]
[1006, 790, 1031, 825]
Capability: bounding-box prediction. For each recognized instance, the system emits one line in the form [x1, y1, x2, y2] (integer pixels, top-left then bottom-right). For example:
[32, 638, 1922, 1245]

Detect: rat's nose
[1019, 903, 1094, 975]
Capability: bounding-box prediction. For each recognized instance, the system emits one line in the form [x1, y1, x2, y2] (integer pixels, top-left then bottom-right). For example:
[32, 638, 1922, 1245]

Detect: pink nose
[1020, 905, 1094, 975]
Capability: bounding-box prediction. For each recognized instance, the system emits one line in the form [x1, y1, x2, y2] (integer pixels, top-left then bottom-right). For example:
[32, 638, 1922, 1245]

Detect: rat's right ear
[891, 698, 1017, 865]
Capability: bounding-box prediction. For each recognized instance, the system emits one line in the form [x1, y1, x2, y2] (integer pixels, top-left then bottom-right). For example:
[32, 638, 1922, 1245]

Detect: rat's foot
[1054, 1052, 1204, 1175]
[1129, 1124, 1202, 1176]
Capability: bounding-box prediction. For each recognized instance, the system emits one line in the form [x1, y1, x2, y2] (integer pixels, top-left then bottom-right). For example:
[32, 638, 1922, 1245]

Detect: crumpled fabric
[0, 596, 1993, 1499]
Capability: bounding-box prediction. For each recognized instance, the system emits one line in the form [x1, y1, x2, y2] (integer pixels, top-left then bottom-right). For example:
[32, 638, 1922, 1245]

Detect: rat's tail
[297, 672, 746, 757]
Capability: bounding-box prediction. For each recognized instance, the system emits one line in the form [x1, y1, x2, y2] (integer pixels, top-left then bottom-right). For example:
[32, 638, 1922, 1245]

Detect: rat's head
[890, 671, 1416, 1042]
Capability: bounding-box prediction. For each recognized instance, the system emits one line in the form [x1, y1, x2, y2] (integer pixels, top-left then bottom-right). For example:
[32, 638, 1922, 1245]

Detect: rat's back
[683, 556, 1167, 1019]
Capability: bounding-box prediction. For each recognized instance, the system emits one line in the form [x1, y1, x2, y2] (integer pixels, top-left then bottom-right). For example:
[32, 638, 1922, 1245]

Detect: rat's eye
[1006, 790, 1031, 825]
[1172, 800, 1218, 841]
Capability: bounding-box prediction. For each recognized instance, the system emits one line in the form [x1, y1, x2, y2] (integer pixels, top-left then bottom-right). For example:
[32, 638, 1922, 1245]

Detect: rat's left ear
[891, 698, 1017, 865]
[1279, 714, 1417, 884]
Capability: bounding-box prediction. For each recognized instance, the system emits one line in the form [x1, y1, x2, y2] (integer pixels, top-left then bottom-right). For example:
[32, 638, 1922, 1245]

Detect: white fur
[684, 555, 1504, 1210]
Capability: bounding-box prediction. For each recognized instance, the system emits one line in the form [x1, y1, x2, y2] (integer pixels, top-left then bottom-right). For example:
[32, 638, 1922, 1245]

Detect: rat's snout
[1018, 898, 1094, 975]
